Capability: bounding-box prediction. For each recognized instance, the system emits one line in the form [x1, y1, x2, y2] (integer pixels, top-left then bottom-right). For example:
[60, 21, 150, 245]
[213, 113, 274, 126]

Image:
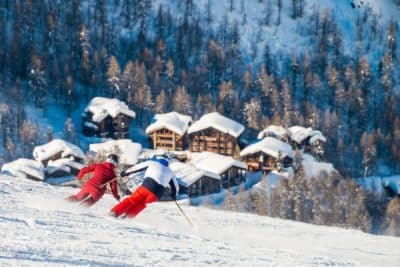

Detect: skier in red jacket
[66, 154, 121, 206]
[109, 155, 179, 218]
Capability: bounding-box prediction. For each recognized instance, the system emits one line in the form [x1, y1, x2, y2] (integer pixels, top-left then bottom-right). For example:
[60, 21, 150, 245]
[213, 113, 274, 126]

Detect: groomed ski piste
[1, 174, 399, 267]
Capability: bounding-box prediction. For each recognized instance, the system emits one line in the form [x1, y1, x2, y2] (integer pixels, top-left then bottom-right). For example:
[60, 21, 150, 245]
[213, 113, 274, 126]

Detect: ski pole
[100, 176, 120, 188]
[79, 194, 92, 205]
[175, 200, 193, 228]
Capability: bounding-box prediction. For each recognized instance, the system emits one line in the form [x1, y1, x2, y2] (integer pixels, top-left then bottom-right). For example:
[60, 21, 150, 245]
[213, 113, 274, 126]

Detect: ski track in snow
[1, 175, 400, 266]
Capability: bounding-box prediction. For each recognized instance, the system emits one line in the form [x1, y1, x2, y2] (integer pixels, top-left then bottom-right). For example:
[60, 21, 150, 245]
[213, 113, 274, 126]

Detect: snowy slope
[149, 0, 399, 64]
[1, 175, 400, 266]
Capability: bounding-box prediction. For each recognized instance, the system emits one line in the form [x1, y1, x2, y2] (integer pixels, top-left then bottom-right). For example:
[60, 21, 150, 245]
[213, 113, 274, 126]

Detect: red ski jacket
[77, 162, 120, 200]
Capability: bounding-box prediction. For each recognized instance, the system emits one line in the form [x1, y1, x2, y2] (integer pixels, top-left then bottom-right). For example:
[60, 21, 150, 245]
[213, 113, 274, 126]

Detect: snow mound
[33, 139, 85, 163]
[1, 158, 45, 181]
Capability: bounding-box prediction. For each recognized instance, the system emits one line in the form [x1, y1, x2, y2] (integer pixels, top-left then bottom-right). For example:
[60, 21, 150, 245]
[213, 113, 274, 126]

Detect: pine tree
[155, 89, 167, 113]
[173, 85, 192, 115]
[281, 79, 292, 127]
[20, 120, 41, 158]
[64, 117, 78, 145]
[107, 55, 121, 97]
[29, 53, 48, 113]
[242, 98, 261, 130]
[384, 198, 400, 236]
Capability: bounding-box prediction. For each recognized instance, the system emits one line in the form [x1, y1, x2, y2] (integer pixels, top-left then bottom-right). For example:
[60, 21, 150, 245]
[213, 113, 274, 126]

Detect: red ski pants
[111, 186, 158, 218]
[66, 183, 106, 206]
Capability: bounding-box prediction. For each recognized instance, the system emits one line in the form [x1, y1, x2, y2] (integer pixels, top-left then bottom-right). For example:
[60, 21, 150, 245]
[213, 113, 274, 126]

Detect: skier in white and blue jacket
[110, 155, 179, 218]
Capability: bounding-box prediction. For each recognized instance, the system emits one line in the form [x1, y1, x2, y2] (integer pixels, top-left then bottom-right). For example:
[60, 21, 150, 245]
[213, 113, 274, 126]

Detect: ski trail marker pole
[175, 200, 193, 228]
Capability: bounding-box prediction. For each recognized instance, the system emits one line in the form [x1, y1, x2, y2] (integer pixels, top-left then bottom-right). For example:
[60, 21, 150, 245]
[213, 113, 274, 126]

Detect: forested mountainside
[0, 0, 399, 178]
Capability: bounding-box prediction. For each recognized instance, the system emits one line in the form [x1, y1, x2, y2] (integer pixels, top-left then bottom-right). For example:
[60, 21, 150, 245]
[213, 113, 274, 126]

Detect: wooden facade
[189, 128, 240, 157]
[220, 166, 246, 188]
[149, 128, 186, 151]
[242, 152, 293, 173]
[179, 176, 221, 197]
[82, 112, 132, 139]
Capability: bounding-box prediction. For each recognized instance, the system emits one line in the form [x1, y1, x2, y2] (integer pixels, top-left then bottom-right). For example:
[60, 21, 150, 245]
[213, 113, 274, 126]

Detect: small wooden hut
[257, 125, 289, 142]
[240, 137, 294, 173]
[82, 97, 136, 139]
[188, 112, 244, 157]
[170, 161, 221, 197]
[288, 126, 326, 150]
[191, 152, 247, 189]
[145, 112, 192, 151]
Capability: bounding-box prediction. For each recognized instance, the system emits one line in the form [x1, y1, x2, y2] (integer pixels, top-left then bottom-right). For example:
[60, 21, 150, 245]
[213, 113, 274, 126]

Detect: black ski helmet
[107, 154, 119, 165]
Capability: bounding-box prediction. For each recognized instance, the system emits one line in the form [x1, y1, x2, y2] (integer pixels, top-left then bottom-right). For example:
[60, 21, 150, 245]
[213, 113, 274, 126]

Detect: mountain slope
[1, 175, 399, 266]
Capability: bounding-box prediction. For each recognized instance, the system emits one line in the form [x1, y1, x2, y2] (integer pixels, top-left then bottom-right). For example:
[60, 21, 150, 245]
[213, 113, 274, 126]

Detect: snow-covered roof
[33, 139, 85, 162]
[191, 152, 247, 175]
[257, 125, 289, 140]
[1, 158, 45, 181]
[288, 126, 313, 144]
[85, 97, 136, 123]
[89, 139, 142, 166]
[309, 130, 327, 144]
[145, 112, 192, 136]
[170, 161, 220, 187]
[240, 137, 294, 159]
[288, 126, 326, 144]
[188, 112, 244, 138]
[46, 158, 84, 176]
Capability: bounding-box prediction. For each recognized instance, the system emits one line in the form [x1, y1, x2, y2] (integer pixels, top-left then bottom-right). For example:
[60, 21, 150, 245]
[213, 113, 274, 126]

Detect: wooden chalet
[288, 126, 326, 150]
[240, 137, 294, 173]
[257, 125, 289, 142]
[191, 152, 247, 189]
[82, 97, 136, 139]
[188, 112, 244, 157]
[170, 161, 221, 197]
[145, 112, 192, 151]
[33, 139, 85, 167]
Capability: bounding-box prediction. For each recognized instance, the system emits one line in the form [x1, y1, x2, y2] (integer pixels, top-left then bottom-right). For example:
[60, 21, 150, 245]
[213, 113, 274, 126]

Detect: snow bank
[146, 112, 192, 136]
[1, 158, 45, 181]
[85, 97, 136, 122]
[188, 112, 244, 138]
[89, 139, 142, 166]
[1, 173, 400, 266]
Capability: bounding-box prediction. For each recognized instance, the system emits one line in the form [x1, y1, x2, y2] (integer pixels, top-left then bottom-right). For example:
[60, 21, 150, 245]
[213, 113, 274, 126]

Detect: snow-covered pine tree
[107, 55, 121, 97]
[29, 53, 48, 113]
[63, 117, 78, 145]
[173, 85, 192, 115]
